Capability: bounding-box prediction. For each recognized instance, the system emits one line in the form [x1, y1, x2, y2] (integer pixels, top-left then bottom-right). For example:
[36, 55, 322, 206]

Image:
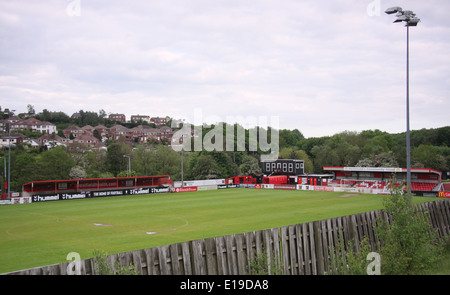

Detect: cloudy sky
[1, 0, 449, 138]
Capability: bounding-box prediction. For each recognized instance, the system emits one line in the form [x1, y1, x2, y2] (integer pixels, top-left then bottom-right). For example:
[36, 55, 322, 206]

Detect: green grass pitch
[0, 188, 428, 273]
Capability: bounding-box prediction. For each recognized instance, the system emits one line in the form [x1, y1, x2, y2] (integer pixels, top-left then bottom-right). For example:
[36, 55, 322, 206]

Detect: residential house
[0, 117, 56, 134]
[131, 115, 150, 123]
[72, 134, 100, 147]
[81, 125, 95, 135]
[158, 126, 174, 142]
[36, 133, 66, 149]
[109, 113, 126, 123]
[94, 125, 109, 141]
[0, 133, 25, 148]
[109, 124, 133, 142]
[63, 125, 84, 139]
[130, 125, 173, 143]
[22, 138, 40, 148]
[150, 117, 167, 126]
[23, 118, 57, 134]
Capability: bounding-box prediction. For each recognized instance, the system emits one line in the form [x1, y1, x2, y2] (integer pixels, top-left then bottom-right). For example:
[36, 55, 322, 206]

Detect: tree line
[1, 107, 448, 192]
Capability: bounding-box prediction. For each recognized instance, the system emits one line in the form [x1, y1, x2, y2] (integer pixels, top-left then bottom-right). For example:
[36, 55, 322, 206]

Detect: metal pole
[406, 25, 412, 200]
[181, 148, 184, 187]
[7, 123, 11, 200]
[128, 156, 131, 177]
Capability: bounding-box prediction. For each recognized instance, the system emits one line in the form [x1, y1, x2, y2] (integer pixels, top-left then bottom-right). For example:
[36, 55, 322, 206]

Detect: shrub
[92, 250, 139, 275]
[328, 182, 445, 275]
[248, 251, 284, 275]
[375, 185, 444, 275]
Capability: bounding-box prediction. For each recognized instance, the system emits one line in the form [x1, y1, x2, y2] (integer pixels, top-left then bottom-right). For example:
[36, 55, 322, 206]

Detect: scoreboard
[262, 159, 304, 176]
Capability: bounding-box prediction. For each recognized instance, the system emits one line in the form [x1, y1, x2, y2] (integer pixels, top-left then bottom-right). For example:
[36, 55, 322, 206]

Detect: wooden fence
[6, 199, 450, 275]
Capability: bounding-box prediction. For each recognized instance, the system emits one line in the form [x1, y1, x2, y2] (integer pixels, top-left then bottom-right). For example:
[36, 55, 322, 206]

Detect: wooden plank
[235, 233, 247, 275]
[169, 243, 181, 275]
[302, 222, 311, 275]
[150, 247, 160, 275]
[350, 214, 359, 251]
[143, 248, 153, 275]
[158, 245, 170, 275]
[441, 200, 450, 236]
[181, 241, 192, 275]
[367, 211, 378, 250]
[225, 235, 238, 275]
[432, 201, 446, 239]
[271, 228, 281, 274]
[215, 236, 227, 275]
[255, 230, 263, 256]
[287, 225, 297, 275]
[132, 250, 143, 275]
[245, 231, 256, 274]
[215, 237, 228, 275]
[313, 221, 324, 275]
[319, 219, 329, 272]
[204, 237, 217, 275]
[295, 224, 305, 275]
[191, 239, 206, 275]
[325, 218, 336, 274]
[280, 226, 291, 275]
[307, 222, 316, 275]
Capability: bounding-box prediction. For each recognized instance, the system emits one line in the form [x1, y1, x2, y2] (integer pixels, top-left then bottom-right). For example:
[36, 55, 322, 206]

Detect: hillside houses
[0, 116, 57, 134]
[62, 124, 174, 146]
[0, 109, 175, 150]
[1, 119, 174, 150]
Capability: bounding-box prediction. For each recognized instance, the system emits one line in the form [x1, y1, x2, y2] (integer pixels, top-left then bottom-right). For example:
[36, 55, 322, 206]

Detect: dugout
[298, 174, 334, 186]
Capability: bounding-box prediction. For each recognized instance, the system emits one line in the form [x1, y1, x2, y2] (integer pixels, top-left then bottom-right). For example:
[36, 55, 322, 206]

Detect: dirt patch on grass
[93, 223, 113, 227]
[338, 194, 360, 198]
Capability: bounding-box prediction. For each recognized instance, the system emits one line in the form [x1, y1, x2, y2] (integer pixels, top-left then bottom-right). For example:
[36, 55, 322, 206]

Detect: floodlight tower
[385, 7, 420, 200]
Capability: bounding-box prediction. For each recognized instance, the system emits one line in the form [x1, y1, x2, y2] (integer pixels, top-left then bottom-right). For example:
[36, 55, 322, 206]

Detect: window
[288, 163, 293, 172]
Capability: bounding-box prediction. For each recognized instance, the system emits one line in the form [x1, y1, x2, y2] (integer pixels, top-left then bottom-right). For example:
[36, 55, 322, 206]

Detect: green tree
[106, 142, 132, 176]
[190, 154, 221, 180]
[239, 155, 262, 175]
[11, 153, 38, 191]
[38, 146, 76, 180]
[69, 166, 86, 179]
[279, 129, 304, 148]
[412, 144, 448, 171]
[132, 145, 156, 176]
[84, 149, 108, 178]
[279, 147, 313, 173]
[150, 145, 181, 178]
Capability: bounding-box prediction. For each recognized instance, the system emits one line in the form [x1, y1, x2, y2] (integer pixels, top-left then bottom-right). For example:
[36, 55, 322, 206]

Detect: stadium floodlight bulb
[394, 15, 407, 22]
[407, 18, 420, 27]
[386, 7, 420, 27]
[385, 6, 403, 14]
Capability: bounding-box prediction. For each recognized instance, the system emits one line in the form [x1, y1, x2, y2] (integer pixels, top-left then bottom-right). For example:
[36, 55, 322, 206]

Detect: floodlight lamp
[385, 6, 402, 14]
[394, 15, 407, 23]
[406, 18, 420, 26]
